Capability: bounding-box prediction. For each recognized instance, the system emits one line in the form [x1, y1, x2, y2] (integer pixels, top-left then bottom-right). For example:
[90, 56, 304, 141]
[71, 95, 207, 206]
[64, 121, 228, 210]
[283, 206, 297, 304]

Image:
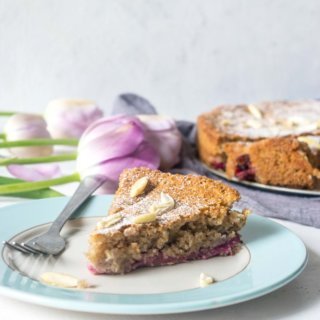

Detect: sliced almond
[199, 273, 215, 287]
[132, 212, 157, 224]
[130, 176, 149, 197]
[149, 192, 175, 215]
[160, 192, 175, 207]
[40, 272, 89, 289]
[96, 213, 122, 229]
[221, 119, 231, 126]
[247, 104, 262, 119]
[244, 119, 262, 129]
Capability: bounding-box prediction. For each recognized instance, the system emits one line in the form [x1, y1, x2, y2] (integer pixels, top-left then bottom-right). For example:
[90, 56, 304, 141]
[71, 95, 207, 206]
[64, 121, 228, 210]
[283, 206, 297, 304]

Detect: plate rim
[0, 195, 308, 315]
[203, 163, 320, 196]
[0, 255, 308, 315]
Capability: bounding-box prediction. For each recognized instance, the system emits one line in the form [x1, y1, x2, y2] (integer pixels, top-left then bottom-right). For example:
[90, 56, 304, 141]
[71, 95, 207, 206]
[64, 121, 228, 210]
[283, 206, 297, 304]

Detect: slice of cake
[87, 168, 249, 274]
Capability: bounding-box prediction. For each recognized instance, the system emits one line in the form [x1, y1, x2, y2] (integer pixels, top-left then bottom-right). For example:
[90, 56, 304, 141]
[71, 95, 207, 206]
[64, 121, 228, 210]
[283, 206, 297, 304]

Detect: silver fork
[3, 175, 106, 255]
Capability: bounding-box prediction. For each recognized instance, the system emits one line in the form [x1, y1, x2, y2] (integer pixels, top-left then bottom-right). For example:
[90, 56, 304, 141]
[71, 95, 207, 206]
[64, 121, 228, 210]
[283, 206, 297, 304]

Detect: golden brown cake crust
[197, 101, 320, 189]
[111, 167, 240, 213]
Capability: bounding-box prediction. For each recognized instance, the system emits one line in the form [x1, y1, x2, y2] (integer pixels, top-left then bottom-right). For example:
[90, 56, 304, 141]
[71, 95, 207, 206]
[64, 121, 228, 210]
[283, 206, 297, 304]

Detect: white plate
[0, 195, 308, 314]
[3, 217, 251, 294]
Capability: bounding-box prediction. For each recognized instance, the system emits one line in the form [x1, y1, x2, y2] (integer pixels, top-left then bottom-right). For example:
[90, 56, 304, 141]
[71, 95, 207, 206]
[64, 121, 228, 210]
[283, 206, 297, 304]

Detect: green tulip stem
[0, 111, 16, 116]
[0, 153, 78, 165]
[0, 138, 79, 148]
[0, 175, 63, 199]
[0, 172, 81, 195]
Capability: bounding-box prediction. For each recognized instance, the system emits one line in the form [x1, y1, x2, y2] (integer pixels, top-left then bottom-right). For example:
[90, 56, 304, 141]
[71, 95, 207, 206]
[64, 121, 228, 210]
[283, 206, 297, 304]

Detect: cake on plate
[197, 100, 320, 189]
[87, 168, 248, 274]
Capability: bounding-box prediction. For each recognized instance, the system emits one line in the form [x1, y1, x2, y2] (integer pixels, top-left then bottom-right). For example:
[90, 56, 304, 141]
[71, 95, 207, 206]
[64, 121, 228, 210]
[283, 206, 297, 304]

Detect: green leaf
[0, 176, 64, 199]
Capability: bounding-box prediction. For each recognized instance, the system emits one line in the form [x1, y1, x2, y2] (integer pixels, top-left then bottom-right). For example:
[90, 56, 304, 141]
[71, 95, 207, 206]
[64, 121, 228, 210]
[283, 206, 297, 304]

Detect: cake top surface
[94, 167, 240, 235]
[202, 100, 320, 139]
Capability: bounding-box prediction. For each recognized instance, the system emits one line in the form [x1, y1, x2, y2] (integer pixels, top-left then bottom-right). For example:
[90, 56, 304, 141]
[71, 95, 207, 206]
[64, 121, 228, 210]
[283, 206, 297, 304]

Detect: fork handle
[49, 175, 107, 234]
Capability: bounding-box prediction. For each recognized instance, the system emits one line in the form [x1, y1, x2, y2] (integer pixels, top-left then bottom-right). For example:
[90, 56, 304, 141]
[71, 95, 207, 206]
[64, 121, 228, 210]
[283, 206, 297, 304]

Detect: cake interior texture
[87, 168, 248, 274]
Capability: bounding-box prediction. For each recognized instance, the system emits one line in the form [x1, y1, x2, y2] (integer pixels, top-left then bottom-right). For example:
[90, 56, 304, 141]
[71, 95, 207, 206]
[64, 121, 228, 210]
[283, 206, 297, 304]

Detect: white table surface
[0, 183, 319, 320]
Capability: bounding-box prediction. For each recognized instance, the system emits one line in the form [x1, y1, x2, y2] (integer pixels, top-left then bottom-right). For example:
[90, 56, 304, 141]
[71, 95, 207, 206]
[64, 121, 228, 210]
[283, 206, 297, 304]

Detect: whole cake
[197, 100, 320, 189]
[87, 167, 248, 274]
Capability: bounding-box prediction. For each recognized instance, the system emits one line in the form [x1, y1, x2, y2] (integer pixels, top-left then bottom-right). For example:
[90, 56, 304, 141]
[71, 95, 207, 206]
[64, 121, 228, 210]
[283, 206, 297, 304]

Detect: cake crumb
[199, 272, 215, 287]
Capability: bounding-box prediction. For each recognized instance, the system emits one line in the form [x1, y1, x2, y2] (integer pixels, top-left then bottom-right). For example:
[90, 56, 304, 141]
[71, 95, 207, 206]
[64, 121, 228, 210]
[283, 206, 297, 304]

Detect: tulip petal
[144, 130, 182, 169]
[77, 116, 146, 171]
[137, 115, 182, 170]
[138, 115, 176, 131]
[7, 164, 61, 181]
[76, 114, 161, 194]
[4, 114, 50, 136]
[57, 105, 103, 138]
[79, 115, 141, 147]
[45, 100, 103, 139]
[80, 142, 160, 182]
[4, 113, 53, 158]
[94, 179, 119, 195]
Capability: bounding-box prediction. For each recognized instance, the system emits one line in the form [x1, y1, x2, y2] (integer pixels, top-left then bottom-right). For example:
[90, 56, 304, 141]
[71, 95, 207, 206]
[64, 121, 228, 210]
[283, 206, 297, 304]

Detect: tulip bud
[137, 115, 182, 170]
[45, 99, 103, 139]
[4, 113, 53, 158]
[76, 115, 160, 193]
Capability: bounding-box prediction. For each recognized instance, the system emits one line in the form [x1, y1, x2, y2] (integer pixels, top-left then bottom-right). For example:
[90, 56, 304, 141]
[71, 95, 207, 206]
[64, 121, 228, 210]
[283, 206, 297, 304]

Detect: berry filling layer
[235, 154, 256, 181]
[210, 155, 226, 170]
[211, 160, 226, 170]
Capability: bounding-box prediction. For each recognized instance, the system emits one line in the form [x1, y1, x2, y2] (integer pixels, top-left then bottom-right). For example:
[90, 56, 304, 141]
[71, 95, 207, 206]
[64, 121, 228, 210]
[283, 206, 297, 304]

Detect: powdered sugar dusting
[93, 168, 240, 235]
[95, 196, 200, 235]
[211, 100, 320, 139]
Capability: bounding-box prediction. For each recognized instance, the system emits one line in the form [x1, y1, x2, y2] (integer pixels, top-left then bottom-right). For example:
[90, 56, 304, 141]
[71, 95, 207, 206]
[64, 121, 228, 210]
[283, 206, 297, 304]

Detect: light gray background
[0, 0, 320, 120]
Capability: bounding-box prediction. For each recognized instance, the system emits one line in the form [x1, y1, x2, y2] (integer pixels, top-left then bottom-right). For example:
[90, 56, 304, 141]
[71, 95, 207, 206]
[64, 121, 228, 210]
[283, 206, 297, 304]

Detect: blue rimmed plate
[0, 195, 307, 315]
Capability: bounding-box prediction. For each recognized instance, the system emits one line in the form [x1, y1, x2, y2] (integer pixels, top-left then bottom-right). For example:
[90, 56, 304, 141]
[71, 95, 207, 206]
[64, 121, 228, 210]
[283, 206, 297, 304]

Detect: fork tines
[2, 241, 46, 255]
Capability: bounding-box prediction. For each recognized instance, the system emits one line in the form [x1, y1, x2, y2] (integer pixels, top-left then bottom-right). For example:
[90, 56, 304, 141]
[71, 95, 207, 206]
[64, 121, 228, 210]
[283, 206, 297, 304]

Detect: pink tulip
[0, 114, 183, 196]
[138, 115, 182, 170]
[76, 115, 160, 193]
[7, 164, 61, 181]
[4, 113, 53, 158]
[45, 99, 103, 139]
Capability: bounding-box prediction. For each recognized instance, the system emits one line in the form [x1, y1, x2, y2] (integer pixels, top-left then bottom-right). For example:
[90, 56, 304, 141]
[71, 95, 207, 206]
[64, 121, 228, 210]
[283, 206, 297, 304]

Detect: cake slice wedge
[87, 168, 249, 274]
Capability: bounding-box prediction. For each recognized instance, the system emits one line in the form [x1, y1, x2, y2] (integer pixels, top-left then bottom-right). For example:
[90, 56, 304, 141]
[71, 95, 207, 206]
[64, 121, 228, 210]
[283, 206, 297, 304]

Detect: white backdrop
[0, 0, 320, 120]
